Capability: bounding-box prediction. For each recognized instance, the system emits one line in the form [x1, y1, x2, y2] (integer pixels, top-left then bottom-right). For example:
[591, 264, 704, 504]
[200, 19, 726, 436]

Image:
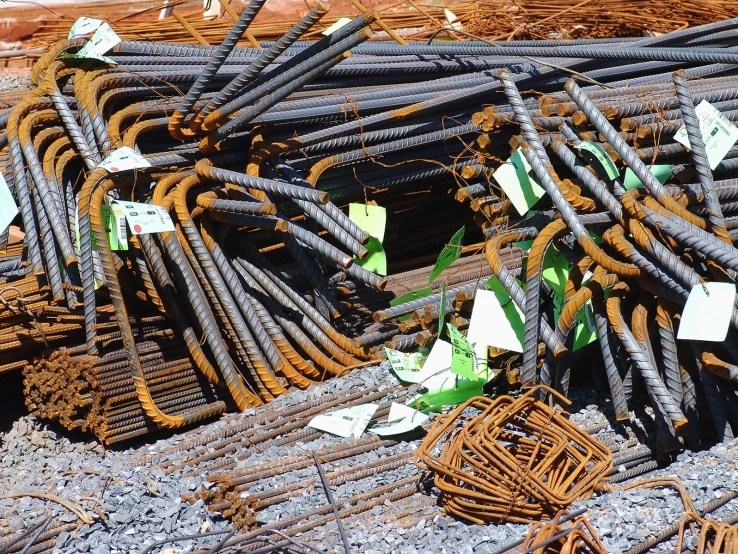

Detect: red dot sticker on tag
[133, 224, 142, 233]
[110, 166, 119, 172]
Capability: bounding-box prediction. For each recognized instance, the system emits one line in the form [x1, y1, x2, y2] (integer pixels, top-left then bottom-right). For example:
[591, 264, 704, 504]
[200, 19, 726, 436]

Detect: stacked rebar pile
[2, 0, 738, 459]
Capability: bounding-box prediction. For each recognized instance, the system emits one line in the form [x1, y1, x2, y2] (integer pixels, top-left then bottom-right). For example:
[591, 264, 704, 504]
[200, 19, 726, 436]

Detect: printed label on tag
[678, 282, 736, 341]
[0, 173, 18, 234]
[322, 17, 353, 36]
[98, 146, 151, 173]
[384, 347, 424, 382]
[493, 147, 546, 216]
[369, 403, 428, 436]
[674, 100, 738, 169]
[102, 202, 128, 251]
[114, 200, 174, 235]
[623, 164, 672, 191]
[468, 287, 524, 353]
[75, 22, 121, 63]
[575, 142, 619, 180]
[68, 17, 104, 39]
[308, 404, 378, 438]
[447, 324, 477, 380]
[429, 226, 464, 284]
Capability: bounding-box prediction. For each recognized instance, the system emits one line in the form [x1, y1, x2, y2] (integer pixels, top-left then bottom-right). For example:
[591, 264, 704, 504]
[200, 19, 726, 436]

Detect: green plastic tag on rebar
[515, 239, 534, 252]
[622, 164, 672, 191]
[572, 299, 597, 351]
[674, 100, 738, 169]
[102, 202, 128, 251]
[384, 347, 424, 382]
[428, 226, 464, 284]
[575, 142, 619, 180]
[469, 287, 524, 353]
[407, 371, 483, 413]
[391, 287, 432, 322]
[355, 237, 387, 276]
[68, 17, 104, 39]
[321, 17, 353, 36]
[541, 245, 570, 299]
[72, 22, 121, 64]
[678, 282, 736, 341]
[493, 148, 546, 216]
[349, 203, 387, 276]
[447, 323, 477, 380]
[438, 281, 447, 337]
[0, 172, 18, 234]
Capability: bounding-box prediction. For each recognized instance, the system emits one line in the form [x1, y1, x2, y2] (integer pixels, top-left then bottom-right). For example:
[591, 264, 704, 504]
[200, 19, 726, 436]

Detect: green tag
[384, 347, 425, 382]
[348, 203, 386, 241]
[493, 148, 546, 216]
[390, 288, 432, 306]
[408, 371, 483, 413]
[429, 226, 464, 284]
[541, 245, 570, 299]
[573, 299, 597, 351]
[102, 203, 128, 251]
[349, 204, 387, 276]
[355, 237, 387, 276]
[575, 142, 619, 180]
[447, 324, 477, 380]
[438, 281, 447, 337]
[623, 164, 672, 190]
[515, 239, 534, 252]
[390, 287, 432, 322]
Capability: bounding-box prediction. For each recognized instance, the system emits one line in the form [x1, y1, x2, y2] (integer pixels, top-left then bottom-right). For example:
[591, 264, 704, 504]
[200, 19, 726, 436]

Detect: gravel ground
[1, 358, 737, 554]
[0, 68, 30, 94]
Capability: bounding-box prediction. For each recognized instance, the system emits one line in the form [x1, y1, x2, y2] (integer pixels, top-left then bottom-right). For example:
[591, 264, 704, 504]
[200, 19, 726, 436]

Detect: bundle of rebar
[414, 387, 612, 524]
[3, 0, 738, 454]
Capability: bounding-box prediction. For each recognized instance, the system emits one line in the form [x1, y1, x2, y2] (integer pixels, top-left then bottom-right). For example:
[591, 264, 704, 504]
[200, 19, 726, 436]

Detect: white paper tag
[418, 340, 453, 378]
[98, 146, 151, 173]
[76, 22, 122, 63]
[369, 403, 428, 437]
[0, 173, 18, 234]
[677, 282, 736, 341]
[467, 289, 524, 353]
[322, 17, 352, 36]
[444, 9, 463, 31]
[493, 148, 546, 216]
[114, 201, 174, 235]
[69, 17, 104, 39]
[308, 404, 379, 438]
[674, 100, 738, 169]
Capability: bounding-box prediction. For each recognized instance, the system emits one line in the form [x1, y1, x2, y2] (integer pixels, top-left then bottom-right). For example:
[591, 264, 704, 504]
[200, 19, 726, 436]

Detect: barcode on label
[117, 215, 127, 248]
